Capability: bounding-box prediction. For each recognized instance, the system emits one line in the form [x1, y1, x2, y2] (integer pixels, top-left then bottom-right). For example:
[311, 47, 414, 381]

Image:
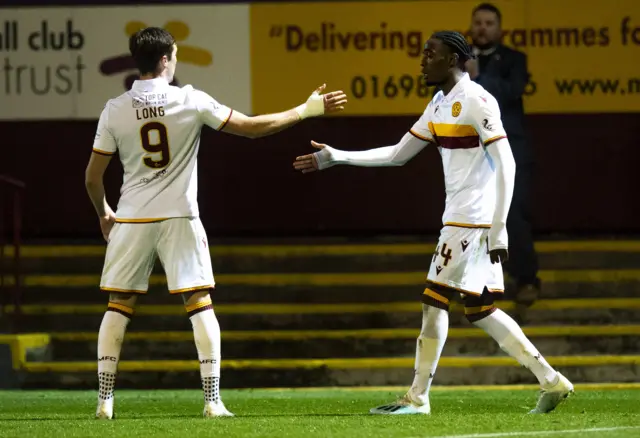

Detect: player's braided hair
[431, 31, 476, 65]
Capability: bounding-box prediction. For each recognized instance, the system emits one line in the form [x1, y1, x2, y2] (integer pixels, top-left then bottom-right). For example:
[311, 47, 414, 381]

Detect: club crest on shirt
[452, 102, 462, 117]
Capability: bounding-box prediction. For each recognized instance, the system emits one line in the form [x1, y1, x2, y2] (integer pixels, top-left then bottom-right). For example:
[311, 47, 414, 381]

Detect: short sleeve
[192, 89, 233, 131]
[92, 103, 117, 156]
[409, 102, 435, 143]
[468, 92, 508, 146]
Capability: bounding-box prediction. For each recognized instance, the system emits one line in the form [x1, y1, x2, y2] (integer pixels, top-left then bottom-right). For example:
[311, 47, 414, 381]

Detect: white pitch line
[420, 426, 640, 438]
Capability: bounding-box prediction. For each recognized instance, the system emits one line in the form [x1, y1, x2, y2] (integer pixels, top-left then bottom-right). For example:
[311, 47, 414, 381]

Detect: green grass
[0, 389, 639, 437]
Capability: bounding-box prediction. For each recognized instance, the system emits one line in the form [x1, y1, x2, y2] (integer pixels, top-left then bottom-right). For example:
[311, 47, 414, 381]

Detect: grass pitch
[0, 387, 638, 437]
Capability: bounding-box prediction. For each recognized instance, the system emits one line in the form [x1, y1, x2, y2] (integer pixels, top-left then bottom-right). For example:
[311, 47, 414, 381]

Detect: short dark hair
[472, 3, 502, 23]
[129, 27, 175, 75]
[431, 31, 476, 66]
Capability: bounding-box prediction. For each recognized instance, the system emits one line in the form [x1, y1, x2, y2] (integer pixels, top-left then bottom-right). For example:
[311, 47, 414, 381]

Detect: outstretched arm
[293, 132, 431, 173]
[293, 103, 435, 172]
[198, 84, 347, 139]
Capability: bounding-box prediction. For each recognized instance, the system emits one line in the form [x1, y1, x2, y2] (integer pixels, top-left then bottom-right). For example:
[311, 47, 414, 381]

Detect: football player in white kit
[293, 31, 573, 415]
[85, 27, 347, 419]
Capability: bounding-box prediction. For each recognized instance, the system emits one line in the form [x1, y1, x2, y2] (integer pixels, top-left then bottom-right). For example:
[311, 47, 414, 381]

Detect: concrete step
[15, 250, 640, 274]
[18, 355, 640, 389]
[10, 241, 640, 274]
[10, 270, 640, 304]
[7, 299, 640, 331]
[48, 325, 640, 360]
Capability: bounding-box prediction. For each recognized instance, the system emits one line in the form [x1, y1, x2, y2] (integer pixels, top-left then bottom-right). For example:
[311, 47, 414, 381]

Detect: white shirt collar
[131, 77, 170, 92]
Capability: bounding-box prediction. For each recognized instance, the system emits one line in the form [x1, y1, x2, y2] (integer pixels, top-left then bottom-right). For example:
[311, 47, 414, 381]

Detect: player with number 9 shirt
[84, 26, 347, 420]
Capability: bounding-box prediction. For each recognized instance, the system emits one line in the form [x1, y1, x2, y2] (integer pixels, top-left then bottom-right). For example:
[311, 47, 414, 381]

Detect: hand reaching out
[293, 140, 329, 173]
[296, 84, 347, 119]
[315, 84, 348, 114]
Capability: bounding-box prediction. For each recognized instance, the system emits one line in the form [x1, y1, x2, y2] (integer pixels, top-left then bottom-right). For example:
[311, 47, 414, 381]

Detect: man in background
[466, 3, 540, 323]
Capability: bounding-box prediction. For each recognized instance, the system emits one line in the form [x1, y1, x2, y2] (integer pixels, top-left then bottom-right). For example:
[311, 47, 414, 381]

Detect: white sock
[97, 305, 131, 401]
[410, 305, 449, 400]
[473, 309, 559, 388]
[188, 302, 221, 404]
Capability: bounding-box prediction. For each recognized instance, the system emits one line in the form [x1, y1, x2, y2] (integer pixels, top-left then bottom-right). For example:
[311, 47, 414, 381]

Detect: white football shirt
[92, 78, 232, 223]
[409, 73, 507, 227]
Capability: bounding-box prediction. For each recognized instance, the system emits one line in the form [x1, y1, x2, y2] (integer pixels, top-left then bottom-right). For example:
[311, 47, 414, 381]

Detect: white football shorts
[426, 225, 504, 296]
[100, 217, 214, 294]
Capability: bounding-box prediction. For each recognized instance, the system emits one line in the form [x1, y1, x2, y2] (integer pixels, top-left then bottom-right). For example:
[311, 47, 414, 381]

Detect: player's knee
[464, 289, 497, 324]
[422, 286, 454, 312]
[183, 289, 211, 305]
[107, 293, 137, 318]
[108, 292, 137, 308]
[183, 289, 213, 318]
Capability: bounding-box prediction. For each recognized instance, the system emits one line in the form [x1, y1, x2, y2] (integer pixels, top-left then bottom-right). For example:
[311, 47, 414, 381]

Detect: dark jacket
[473, 44, 533, 165]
